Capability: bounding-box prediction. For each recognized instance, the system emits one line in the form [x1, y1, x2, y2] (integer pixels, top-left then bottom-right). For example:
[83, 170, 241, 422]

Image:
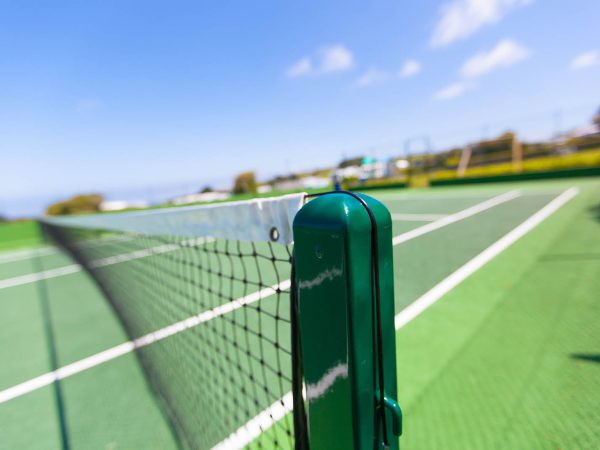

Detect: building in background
[100, 200, 149, 212]
[169, 191, 231, 205]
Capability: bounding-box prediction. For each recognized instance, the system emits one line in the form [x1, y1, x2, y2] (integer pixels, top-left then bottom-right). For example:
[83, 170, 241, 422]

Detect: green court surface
[1, 178, 599, 449]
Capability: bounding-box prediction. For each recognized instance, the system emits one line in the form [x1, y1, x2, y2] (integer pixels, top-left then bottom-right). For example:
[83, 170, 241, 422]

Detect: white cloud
[433, 82, 472, 100]
[319, 45, 354, 73]
[460, 39, 530, 78]
[399, 59, 422, 78]
[431, 0, 532, 48]
[287, 44, 354, 78]
[287, 58, 312, 78]
[570, 50, 598, 70]
[356, 68, 388, 87]
[432, 39, 527, 100]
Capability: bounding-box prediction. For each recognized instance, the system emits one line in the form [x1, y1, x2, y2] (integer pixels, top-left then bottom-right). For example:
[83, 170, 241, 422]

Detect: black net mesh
[40, 222, 296, 450]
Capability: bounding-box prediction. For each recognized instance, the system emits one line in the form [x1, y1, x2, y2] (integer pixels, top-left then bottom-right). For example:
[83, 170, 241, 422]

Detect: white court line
[0, 237, 212, 290]
[0, 280, 289, 405]
[383, 194, 498, 200]
[394, 187, 578, 329]
[391, 213, 446, 222]
[210, 187, 577, 450]
[0, 235, 137, 266]
[0, 265, 82, 290]
[0, 247, 57, 264]
[378, 189, 564, 201]
[392, 190, 520, 246]
[88, 238, 212, 269]
[0, 189, 522, 403]
[88, 245, 179, 268]
[212, 393, 294, 450]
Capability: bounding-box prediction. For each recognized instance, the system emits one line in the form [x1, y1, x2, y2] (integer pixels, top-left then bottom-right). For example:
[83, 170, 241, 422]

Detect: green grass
[0, 221, 43, 251]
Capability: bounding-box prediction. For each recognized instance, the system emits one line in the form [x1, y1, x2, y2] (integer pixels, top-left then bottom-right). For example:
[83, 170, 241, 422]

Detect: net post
[292, 192, 401, 449]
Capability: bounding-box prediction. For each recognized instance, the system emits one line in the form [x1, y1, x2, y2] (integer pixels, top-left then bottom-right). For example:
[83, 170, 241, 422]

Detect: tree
[268, 173, 298, 184]
[0, 214, 7, 223]
[199, 185, 213, 193]
[46, 194, 104, 216]
[593, 108, 600, 126]
[338, 156, 364, 168]
[232, 171, 257, 195]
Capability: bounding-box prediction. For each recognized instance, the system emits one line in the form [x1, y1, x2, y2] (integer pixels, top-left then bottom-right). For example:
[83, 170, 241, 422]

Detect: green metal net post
[293, 192, 402, 449]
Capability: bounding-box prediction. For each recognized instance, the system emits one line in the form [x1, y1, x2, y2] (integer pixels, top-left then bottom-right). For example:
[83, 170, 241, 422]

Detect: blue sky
[1, 0, 599, 217]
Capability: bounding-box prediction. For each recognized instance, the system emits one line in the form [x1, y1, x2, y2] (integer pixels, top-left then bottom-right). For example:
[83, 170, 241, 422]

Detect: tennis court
[1, 178, 599, 449]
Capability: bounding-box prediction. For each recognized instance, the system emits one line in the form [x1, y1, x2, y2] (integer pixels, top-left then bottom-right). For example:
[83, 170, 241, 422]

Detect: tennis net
[40, 193, 307, 450]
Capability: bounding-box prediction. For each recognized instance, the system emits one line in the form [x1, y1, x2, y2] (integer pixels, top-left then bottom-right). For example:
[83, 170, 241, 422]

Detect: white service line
[391, 213, 446, 222]
[0, 235, 137, 266]
[393, 190, 521, 246]
[394, 187, 578, 329]
[0, 280, 290, 405]
[0, 237, 213, 290]
[0, 264, 82, 290]
[88, 244, 179, 268]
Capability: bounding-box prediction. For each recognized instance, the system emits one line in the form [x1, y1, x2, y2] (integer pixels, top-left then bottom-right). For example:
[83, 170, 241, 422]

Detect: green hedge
[0, 220, 43, 251]
[430, 166, 600, 186]
[430, 148, 600, 181]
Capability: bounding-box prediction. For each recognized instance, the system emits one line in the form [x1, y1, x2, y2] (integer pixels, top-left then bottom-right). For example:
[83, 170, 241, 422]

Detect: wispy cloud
[319, 45, 354, 73]
[433, 39, 528, 100]
[399, 59, 422, 78]
[460, 39, 530, 78]
[356, 68, 388, 87]
[430, 0, 532, 48]
[287, 44, 354, 78]
[287, 58, 312, 78]
[570, 50, 598, 70]
[433, 81, 472, 101]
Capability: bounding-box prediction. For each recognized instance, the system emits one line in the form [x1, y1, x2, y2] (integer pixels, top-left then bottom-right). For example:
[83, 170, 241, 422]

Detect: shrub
[429, 147, 600, 181]
[46, 194, 104, 216]
[232, 171, 257, 194]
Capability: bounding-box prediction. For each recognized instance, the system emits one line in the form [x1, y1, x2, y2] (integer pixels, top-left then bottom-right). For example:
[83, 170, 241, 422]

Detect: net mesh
[40, 195, 305, 450]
